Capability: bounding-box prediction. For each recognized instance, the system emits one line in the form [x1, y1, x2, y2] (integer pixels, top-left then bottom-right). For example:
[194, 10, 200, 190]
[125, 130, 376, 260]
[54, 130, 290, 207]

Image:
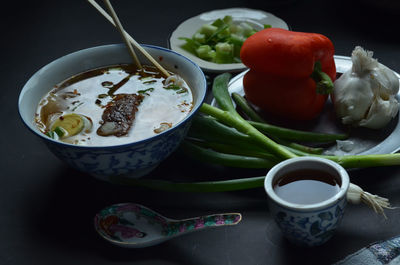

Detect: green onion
[232, 92, 348, 143]
[204, 73, 400, 167]
[200, 102, 297, 160]
[231, 92, 265, 123]
[182, 141, 277, 169]
[165, 84, 181, 90]
[138, 87, 154, 95]
[187, 115, 255, 147]
[45, 131, 56, 139]
[109, 175, 266, 192]
[249, 120, 348, 143]
[273, 138, 324, 154]
[114, 73, 400, 193]
[53, 126, 65, 138]
[187, 115, 323, 155]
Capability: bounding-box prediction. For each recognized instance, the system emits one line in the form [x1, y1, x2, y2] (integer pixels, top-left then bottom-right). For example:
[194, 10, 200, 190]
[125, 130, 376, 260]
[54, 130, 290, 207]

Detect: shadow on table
[22, 150, 400, 264]
[21, 154, 272, 264]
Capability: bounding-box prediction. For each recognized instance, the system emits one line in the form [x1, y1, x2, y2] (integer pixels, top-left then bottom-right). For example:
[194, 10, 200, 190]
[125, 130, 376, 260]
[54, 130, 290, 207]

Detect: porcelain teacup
[264, 157, 350, 246]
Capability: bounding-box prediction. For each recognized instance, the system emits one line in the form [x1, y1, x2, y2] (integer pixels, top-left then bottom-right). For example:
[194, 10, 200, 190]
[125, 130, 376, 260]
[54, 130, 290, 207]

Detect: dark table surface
[3, 0, 400, 264]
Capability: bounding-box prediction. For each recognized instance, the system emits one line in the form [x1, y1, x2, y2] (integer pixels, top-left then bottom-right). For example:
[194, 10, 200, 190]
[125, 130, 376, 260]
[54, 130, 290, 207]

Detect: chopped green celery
[233, 46, 242, 59]
[222, 15, 232, 24]
[196, 45, 216, 61]
[199, 24, 218, 38]
[229, 24, 240, 34]
[179, 37, 201, 54]
[211, 18, 226, 28]
[206, 24, 229, 43]
[229, 33, 245, 45]
[216, 42, 232, 53]
[247, 30, 257, 37]
[215, 42, 234, 63]
[193, 33, 206, 44]
[217, 27, 230, 39]
[179, 15, 262, 64]
[239, 22, 256, 37]
[229, 33, 245, 57]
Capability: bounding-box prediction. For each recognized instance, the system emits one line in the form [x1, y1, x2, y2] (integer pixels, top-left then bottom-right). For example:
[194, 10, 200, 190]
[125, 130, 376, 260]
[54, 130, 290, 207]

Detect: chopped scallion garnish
[45, 131, 56, 139]
[53, 126, 65, 137]
[165, 84, 181, 90]
[138, 87, 154, 95]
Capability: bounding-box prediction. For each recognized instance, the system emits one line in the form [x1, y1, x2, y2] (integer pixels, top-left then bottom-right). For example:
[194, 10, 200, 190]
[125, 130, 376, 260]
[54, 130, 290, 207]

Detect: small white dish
[169, 8, 289, 73]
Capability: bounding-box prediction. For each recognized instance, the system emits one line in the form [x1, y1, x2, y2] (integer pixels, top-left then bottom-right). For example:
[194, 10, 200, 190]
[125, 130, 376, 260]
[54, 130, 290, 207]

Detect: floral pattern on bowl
[18, 44, 207, 181]
[271, 198, 347, 246]
[45, 120, 191, 180]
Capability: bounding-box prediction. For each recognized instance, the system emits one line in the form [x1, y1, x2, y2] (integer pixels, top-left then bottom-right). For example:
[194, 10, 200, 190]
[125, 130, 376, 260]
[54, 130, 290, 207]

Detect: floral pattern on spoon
[94, 203, 242, 248]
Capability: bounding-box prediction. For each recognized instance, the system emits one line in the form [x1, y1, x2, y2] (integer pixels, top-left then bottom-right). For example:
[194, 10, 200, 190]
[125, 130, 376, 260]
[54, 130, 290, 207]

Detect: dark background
[2, 0, 400, 264]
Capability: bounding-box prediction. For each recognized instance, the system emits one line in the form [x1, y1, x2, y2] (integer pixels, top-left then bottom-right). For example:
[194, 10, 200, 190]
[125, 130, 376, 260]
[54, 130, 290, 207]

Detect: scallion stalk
[200, 103, 297, 160]
[231, 92, 348, 142]
[187, 115, 323, 155]
[187, 138, 278, 160]
[181, 141, 277, 169]
[110, 175, 266, 192]
[249, 120, 348, 143]
[231, 92, 265, 123]
[111, 73, 400, 196]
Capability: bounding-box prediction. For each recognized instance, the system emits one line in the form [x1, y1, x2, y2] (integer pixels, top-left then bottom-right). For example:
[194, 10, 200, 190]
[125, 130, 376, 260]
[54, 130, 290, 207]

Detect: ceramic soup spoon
[94, 203, 242, 248]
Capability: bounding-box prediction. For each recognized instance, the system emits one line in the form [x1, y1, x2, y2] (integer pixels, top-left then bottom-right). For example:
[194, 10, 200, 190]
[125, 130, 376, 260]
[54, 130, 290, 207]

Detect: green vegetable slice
[50, 113, 84, 138]
[180, 15, 263, 64]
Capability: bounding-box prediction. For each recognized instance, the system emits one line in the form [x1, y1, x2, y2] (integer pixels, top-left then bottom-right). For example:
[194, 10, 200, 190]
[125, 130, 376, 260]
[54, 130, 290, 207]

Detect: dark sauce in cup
[273, 169, 341, 205]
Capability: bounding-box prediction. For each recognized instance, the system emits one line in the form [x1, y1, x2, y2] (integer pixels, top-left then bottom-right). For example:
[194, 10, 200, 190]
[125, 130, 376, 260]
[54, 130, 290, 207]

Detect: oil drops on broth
[35, 64, 193, 146]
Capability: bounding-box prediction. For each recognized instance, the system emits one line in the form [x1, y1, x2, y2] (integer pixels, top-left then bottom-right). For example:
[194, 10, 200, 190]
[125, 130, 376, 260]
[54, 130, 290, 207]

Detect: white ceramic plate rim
[211, 55, 400, 155]
[169, 7, 289, 73]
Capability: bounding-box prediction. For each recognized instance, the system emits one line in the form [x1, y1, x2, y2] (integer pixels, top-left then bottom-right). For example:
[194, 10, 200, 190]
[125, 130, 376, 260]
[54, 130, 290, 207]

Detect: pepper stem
[311, 61, 334, 94]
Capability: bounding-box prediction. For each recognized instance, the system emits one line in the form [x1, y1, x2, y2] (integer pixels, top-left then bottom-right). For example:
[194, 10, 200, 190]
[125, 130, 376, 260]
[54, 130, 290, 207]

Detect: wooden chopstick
[102, 0, 142, 69]
[88, 0, 171, 77]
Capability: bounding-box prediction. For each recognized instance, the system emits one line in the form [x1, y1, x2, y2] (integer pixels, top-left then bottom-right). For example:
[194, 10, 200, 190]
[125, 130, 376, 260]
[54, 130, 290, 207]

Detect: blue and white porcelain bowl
[18, 44, 207, 181]
[264, 157, 350, 247]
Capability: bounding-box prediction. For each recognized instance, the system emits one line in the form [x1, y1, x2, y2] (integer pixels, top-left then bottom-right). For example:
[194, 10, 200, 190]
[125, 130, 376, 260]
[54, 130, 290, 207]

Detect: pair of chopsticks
[88, 0, 170, 77]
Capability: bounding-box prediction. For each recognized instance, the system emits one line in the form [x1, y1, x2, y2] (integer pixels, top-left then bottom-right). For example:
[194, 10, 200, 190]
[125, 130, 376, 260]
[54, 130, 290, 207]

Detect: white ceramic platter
[211, 55, 400, 155]
[169, 8, 289, 73]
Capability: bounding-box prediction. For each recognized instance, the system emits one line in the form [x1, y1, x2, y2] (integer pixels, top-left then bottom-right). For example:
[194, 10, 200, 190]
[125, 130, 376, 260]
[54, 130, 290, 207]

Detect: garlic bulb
[332, 46, 399, 129]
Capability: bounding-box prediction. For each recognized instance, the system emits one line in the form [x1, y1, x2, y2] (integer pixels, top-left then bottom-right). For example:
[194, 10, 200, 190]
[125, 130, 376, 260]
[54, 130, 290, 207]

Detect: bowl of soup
[18, 44, 207, 181]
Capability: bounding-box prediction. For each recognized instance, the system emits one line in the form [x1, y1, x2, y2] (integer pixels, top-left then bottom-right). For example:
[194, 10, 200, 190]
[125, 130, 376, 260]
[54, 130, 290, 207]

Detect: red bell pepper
[240, 28, 336, 121]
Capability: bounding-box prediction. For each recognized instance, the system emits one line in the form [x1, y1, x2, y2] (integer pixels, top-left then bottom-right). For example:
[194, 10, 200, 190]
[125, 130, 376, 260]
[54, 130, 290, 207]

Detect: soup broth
[35, 64, 193, 146]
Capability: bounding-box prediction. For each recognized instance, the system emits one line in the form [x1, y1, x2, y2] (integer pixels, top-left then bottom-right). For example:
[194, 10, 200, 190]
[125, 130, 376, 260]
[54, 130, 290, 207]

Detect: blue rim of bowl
[18, 44, 207, 150]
